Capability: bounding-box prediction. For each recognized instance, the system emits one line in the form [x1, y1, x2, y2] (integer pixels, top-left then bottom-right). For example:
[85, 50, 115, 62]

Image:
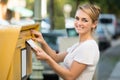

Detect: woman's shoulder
[83, 39, 97, 45]
[80, 39, 98, 48]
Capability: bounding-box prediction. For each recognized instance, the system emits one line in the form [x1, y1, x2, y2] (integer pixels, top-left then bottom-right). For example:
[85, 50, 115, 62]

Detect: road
[111, 37, 120, 47]
[96, 38, 120, 80]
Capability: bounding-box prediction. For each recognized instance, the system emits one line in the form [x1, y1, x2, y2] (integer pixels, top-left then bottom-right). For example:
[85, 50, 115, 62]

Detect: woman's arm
[31, 30, 66, 62]
[41, 40, 67, 62]
[34, 47, 87, 80]
[47, 57, 87, 80]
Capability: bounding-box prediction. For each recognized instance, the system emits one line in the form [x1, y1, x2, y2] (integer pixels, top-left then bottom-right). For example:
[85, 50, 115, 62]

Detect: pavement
[96, 38, 120, 80]
[108, 61, 120, 80]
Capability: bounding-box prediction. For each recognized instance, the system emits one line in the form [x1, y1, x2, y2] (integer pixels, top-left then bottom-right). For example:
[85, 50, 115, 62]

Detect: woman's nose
[76, 20, 82, 25]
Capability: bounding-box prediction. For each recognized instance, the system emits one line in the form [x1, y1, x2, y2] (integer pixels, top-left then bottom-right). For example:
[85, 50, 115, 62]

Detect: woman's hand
[31, 30, 45, 44]
[33, 47, 50, 61]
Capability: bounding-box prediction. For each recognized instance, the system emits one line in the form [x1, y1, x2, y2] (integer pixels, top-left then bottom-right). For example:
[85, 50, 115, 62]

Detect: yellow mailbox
[0, 23, 39, 80]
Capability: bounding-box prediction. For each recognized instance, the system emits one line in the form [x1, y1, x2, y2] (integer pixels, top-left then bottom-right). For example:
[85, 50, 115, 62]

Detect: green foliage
[54, 16, 65, 29]
[0, 0, 8, 4]
[52, 0, 65, 29]
[26, 0, 34, 11]
[26, 0, 120, 29]
[88, 0, 120, 17]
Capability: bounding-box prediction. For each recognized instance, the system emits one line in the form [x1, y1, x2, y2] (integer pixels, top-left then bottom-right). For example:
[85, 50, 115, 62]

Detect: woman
[31, 3, 101, 80]
[0, 0, 14, 22]
[0, 0, 20, 25]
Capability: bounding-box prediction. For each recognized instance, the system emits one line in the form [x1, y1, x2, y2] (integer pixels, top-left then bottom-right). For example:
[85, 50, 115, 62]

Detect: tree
[48, 0, 65, 29]
[89, 0, 120, 17]
[49, 0, 55, 30]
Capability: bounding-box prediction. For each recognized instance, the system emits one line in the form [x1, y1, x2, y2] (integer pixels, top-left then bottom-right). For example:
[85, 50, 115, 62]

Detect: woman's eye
[75, 17, 79, 21]
[82, 18, 88, 22]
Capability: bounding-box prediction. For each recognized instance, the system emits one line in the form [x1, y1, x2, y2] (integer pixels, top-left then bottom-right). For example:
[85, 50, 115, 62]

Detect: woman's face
[74, 9, 96, 35]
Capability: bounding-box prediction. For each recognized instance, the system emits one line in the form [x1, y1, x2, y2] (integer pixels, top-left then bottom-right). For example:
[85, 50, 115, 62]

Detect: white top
[63, 40, 100, 80]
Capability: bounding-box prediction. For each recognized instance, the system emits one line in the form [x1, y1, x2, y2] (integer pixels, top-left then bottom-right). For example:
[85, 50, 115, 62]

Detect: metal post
[34, 0, 41, 22]
[30, 0, 44, 80]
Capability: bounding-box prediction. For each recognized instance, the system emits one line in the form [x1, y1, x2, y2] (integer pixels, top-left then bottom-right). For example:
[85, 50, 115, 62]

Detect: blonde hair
[78, 3, 101, 23]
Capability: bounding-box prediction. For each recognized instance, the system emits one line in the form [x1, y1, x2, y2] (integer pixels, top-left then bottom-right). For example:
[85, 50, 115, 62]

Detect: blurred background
[1, 0, 120, 80]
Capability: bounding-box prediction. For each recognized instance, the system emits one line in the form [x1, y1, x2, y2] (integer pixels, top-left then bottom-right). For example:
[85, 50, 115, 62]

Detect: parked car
[65, 17, 78, 37]
[40, 18, 51, 33]
[98, 14, 117, 39]
[115, 19, 120, 38]
[42, 31, 66, 53]
[95, 24, 111, 51]
[41, 30, 66, 80]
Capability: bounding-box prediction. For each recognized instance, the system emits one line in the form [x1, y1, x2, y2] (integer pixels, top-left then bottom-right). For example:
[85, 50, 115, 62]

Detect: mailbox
[0, 23, 39, 80]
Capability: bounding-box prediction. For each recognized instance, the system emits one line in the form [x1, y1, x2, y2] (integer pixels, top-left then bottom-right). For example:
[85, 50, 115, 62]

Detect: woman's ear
[92, 21, 98, 29]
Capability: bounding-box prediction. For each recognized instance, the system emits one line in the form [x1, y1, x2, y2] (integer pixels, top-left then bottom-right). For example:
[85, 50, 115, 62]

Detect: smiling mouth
[77, 26, 84, 29]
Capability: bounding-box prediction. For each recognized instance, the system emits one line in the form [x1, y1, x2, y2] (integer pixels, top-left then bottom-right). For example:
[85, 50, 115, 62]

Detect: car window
[42, 32, 65, 52]
[66, 28, 78, 37]
[99, 18, 113, 24]
[43, 36, 57, 45]
[96, 26, 104, 34]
